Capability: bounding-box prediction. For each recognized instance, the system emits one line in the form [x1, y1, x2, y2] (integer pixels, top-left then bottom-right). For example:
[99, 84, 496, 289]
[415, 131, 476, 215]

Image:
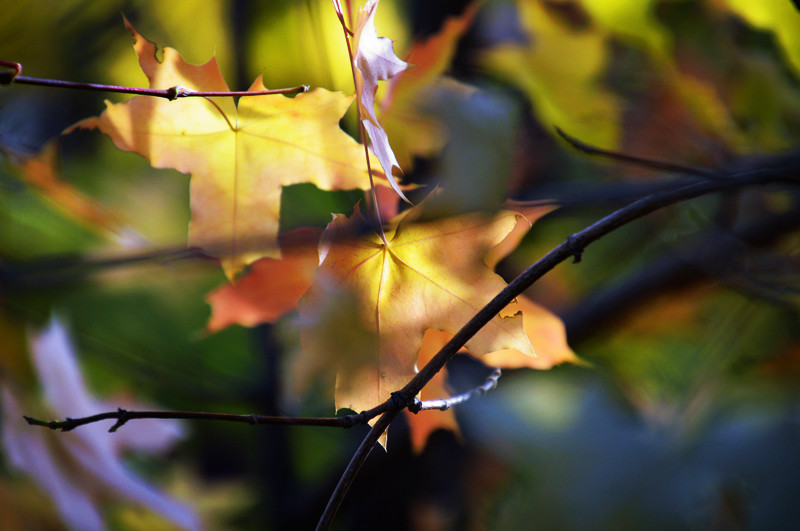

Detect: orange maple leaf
[205, 185, 401, 335]
[71, 20, 379, 277]
[297, 204, 538, 429]
[206, 228, 321, 332]
[11, 141, 132, 243]
[407, 295, 580, 451]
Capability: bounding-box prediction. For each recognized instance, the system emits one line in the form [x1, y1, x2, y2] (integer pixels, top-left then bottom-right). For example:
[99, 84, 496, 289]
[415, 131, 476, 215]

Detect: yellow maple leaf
[579, 0, 747, 151]
[297, 204, 536, 427]
[716, 0, 800, 76]
[70, 20, 379, 277]
[483, 0, 621, 148]
[205, 188, 401, 333]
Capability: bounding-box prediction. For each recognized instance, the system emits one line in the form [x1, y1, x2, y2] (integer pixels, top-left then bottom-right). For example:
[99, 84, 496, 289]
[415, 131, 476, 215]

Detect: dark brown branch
[315, 409, 401, 531]
[0, 247, 213, 292]
[0, 60, 309, 98]
[563, 203, 800, 345]
[400, 158, 800, 403]
[416, 368, 502, 411]
[555, 127, 719, 179]
[316, 152, 800, 530]
[23, 401, 397, 433]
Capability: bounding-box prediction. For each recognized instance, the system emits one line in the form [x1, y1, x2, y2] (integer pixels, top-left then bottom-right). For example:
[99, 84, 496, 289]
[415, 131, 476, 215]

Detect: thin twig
[417, 368, 502, 411]
[0, 247, 214, 292]
[555, 127, 719, 179]
[331, 0, 355, 36]
[0, 60, 308, 99]
[23, 400, 397, 433]
[315, 153, 800, 530]
[10, 76, 309, 99]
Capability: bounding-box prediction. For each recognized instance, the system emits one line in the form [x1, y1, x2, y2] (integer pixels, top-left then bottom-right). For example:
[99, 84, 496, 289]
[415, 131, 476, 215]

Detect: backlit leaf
[70, 20, 378, 277]
[297, 204, 538, 440]
[206, 228, 321, 332]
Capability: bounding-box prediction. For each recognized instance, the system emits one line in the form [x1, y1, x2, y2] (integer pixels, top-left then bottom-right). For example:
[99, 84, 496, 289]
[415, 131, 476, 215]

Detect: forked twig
[22, 368, 504, 434]
[315, 153, 800, 530]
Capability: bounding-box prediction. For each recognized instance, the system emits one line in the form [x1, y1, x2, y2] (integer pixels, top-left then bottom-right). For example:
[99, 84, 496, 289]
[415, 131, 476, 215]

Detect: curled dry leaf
[380, 3, 481, 169]
[353, 0, 410, 201]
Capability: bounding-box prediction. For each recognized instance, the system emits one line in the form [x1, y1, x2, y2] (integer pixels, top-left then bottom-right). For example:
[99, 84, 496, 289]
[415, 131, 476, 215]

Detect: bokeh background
[1, 1, 800, 529]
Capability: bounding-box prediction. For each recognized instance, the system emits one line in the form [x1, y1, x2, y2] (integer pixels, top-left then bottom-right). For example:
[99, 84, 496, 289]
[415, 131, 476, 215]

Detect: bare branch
[0, 60, 309, 98]
[316, 151, 800, 530]
[401, 155, 800, 403]
[555, 127, 719, 179]
[315, 409, 400, 531]
[23, 401, 397, 433]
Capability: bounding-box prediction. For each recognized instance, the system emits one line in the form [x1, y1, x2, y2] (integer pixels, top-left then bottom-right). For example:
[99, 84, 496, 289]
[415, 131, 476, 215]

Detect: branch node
[567, 234, 584, 263]
[351, 410, 368, 427]
[407, 397, 423, 414]
[389, 391, 414, 410]
[109, 408, 130, 433]
[247, 414, 258, 426]
[166, 85, 194, 100]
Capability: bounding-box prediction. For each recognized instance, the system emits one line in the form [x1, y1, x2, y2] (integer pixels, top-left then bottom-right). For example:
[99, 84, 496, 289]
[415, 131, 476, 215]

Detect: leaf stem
[331, 0, 389, 245]
[202, 96, 237, 131]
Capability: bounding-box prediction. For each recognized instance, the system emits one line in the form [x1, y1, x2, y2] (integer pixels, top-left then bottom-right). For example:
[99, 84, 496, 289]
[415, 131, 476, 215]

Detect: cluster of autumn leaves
[11, 0, 795, 453]
[4, 1, 800, 528]
[58, 0, 578, 449]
